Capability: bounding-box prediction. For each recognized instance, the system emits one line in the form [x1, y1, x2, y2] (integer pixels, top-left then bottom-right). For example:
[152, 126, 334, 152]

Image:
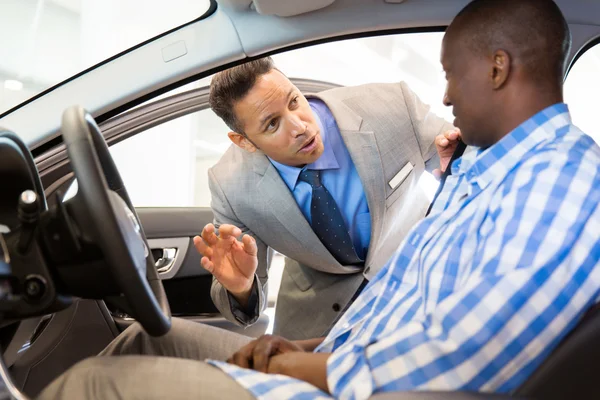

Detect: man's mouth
[298, 135, 317, 153]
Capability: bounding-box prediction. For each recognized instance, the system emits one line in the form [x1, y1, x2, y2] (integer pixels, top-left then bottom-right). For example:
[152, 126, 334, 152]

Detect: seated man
[38, 0, 600, 399]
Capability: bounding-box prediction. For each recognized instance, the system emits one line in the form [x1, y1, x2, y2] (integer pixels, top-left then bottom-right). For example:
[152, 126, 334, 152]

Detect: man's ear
[491, 49, 511, 90]
[228, 131, 257, 152]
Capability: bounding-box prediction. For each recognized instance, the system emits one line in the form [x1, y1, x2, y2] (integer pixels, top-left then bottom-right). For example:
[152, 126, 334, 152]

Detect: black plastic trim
[565, 34, 600, 77]
[0, 0, 218, 122]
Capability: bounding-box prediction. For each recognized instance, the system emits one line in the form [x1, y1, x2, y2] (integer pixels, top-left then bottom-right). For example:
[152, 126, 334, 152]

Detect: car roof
[0, 0, 598, 150]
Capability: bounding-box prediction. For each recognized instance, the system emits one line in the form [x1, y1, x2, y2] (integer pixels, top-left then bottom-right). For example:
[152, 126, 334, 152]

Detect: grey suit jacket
[208, 81, 453, 339]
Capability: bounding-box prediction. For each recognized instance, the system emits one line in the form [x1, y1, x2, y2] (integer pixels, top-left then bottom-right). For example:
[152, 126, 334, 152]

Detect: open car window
[101, 31, 447, 207]
[564, 40, 600, 144]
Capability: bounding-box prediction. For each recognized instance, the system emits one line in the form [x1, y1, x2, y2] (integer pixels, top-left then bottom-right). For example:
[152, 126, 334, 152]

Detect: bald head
[446, 0, 571, 89]
[441, 0, 572, 148]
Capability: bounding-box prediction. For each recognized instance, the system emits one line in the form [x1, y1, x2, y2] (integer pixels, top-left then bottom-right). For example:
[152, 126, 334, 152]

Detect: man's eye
[290, 96, 298, 107]
[268, 118, 279, 130]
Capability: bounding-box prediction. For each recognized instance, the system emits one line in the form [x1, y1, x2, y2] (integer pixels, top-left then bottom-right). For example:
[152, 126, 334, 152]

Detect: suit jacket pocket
[385, 168, 413, 208]
[285, 257, 314, 292]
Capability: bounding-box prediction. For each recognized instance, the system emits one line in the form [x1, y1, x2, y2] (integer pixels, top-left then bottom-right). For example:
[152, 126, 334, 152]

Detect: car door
[9, 30, 453, 395]
[36, 78, 341, 337]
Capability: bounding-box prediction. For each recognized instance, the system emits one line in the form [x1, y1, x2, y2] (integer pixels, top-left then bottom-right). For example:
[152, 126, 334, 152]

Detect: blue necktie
[298, 169, 363, 265]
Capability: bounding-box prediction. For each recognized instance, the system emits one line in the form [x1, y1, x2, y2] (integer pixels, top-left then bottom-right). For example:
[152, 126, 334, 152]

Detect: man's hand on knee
[228, 334, 305, 373]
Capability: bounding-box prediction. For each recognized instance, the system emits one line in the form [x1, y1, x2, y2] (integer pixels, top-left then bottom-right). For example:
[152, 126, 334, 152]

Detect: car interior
[0, 0, 599, 399]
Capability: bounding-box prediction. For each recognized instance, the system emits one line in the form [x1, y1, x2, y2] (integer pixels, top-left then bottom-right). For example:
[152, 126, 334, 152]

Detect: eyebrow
[259, 88, 296, 131]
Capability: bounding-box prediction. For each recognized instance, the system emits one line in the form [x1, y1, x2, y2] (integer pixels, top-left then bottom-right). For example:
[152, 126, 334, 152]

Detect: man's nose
[443, 87, 452, 107]
[289, 114, 307, 137]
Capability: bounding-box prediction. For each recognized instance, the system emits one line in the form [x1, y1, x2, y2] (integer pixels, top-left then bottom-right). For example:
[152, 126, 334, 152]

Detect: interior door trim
[147, 237, 190, 279]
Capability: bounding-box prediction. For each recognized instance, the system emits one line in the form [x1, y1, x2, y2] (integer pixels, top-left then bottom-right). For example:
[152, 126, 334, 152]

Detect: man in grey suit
[193, 57, 458, 339]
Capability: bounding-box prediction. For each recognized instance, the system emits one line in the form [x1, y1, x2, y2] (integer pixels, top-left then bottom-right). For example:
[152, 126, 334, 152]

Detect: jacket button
[332, 303, 341, 312]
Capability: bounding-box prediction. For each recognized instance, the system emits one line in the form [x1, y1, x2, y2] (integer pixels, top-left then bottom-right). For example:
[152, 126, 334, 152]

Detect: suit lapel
[339, 130, 386, 267]
[311, 93, 387, 268]
[252, 154, 340, 266]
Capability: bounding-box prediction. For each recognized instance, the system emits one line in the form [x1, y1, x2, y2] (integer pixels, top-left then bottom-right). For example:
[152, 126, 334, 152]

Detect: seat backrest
[516, 303, 600, 399]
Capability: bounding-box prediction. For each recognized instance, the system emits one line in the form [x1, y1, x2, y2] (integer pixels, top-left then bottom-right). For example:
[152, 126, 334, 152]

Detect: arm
[294, 337, 326, 352]
[228, 334, 326, 372]
[398, 81, 455, 172]
[268, 352, 331, 393]
[206, 168, 271, 326]
[325, 159, 600, 398]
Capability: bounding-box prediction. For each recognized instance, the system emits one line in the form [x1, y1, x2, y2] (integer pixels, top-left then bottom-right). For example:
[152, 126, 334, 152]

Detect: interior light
[4, 80, 23, 91]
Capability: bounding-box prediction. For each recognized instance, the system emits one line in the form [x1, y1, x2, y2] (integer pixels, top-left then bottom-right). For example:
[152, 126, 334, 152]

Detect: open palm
[193, 224, 258, 296]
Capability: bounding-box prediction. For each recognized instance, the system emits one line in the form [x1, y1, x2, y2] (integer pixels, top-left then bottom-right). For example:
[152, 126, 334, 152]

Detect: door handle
[147, 237, 189, 279]
[154, 248, 177, 273]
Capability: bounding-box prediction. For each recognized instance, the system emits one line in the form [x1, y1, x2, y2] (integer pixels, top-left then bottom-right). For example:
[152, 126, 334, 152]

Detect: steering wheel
[61, 106, 171, 336]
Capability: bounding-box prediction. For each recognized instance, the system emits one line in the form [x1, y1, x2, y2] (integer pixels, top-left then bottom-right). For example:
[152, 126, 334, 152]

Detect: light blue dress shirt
[268, 99, 371, 260]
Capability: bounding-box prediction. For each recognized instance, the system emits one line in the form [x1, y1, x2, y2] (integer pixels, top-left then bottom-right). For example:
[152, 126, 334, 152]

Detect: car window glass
[108, 108, 229, 207]
[564, 41, 600, 144]
[104, 32, 448, 207]
[0, 0, 211, 114]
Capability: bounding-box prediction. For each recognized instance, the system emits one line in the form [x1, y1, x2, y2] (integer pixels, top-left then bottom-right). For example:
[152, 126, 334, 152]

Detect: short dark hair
[447, 0, 571, 88]
[209, 57, 276, 134]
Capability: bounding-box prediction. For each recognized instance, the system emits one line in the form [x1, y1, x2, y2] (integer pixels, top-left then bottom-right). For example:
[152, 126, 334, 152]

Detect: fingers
[200, 224, 218, 246]
[194, 224, 243, 255]
[200, 256, 214, 274]
[435, 133, 451, 148]
[241, 234, 258, 256]
[228, 341, 256, 369]
[193, 236, 213, 259]
[444, 128, 460, 141]
[252, 335, 276, 373]
[218, 224, 243, 240]
[436, 128, 461, 148]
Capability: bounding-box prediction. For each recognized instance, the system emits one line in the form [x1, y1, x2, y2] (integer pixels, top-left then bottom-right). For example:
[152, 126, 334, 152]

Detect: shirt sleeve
[207, 167, 270, 326]
[227, 276, 260, 324]
[327, 156, 600, 398]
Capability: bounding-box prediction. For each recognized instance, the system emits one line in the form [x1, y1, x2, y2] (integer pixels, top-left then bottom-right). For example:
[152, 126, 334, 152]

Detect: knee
[123, 321, 145, 336]
[50, 357, 113, 388]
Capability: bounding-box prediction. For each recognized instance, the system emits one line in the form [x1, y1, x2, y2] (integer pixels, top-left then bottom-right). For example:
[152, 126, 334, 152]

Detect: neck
[490, 85, 563, 146]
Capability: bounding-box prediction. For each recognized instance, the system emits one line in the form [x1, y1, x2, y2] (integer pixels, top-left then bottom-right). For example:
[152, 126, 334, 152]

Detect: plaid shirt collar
[454, 103, 571, 191]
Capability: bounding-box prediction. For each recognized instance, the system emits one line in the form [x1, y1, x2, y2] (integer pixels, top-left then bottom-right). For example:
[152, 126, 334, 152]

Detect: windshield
[0, 0, 211, 114]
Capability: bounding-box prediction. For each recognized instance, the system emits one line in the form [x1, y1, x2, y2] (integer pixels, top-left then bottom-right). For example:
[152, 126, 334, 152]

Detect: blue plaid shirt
[209, 103, 600, 399]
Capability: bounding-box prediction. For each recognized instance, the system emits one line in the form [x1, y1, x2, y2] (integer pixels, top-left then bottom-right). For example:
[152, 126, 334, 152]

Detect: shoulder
[209, 144, 255, 184]
[519, 127, 599, 180]
[496, 126, 600, 211]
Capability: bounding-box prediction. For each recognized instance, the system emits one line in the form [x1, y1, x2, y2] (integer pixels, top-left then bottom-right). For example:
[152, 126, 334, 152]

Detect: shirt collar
[269, 101, 340, 191]
[455, 103, 571, 190]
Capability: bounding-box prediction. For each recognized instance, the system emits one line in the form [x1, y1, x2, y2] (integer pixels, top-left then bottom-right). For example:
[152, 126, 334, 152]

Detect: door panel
[135, 207, 270, 338]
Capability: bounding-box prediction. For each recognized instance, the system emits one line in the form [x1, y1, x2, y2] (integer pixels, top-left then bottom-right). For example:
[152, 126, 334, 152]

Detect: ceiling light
[4, 80, 23, 91]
